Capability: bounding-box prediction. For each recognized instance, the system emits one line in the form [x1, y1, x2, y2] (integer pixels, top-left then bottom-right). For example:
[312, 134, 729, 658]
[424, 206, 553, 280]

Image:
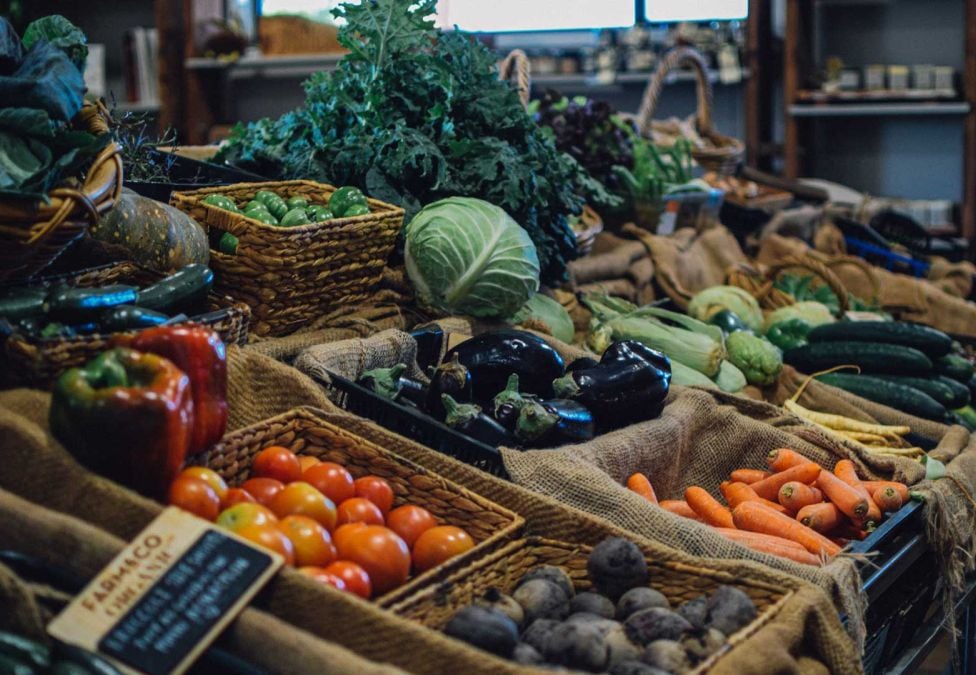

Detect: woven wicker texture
[498, 49, 531, 109]
[725, 254, 852, 316]
[633, 47, 744, 176]
[0, 103, 123, 282]
[171, 180, 404, 337]
[199, 407, 524, 606]
[0, 261, 250, 388]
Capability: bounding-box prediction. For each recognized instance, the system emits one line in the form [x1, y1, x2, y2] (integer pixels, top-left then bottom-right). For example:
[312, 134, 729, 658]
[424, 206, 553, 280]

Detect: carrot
[796, 502, 842, 534]
[873, 486, 904, 513]
[835, 522, 869, 541]
[730, 469, 771, 485]
[816, 470, 869, 520]
[732, 501, 841, 557]
[660, 500, 703, 521]
[777, 481, 823, 513]
[626, 472, 658, 504]
[862, 480, 910, 504]
[685, 486, 735, 528]
[751, 462, 822, 501]
[720, 481, 789, 514]
[834, 460, 881, 525]
[767, 448, 812, 472]
[714, 528, 821, 565]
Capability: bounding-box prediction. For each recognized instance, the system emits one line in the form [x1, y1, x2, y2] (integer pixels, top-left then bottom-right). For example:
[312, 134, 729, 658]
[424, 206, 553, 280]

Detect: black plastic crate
[323, 371, 510, 479]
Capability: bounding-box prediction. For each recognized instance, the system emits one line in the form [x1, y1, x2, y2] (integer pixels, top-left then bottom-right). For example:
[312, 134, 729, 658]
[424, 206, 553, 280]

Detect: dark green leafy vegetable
[23, 15, 88, 72]
[0, 18, 23, 75]
[2, 41, 85, 122]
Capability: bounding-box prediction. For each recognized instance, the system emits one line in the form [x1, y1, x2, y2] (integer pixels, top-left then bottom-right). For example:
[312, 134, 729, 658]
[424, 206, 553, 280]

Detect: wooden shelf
[531, 69, 750, 88]
[788, 101, 971, 117]
[185, 53, 345, 80]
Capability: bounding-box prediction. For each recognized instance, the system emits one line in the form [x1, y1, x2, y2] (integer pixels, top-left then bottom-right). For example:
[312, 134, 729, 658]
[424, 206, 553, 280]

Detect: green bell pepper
[765, 318, 812, 351]
[329, 186, 368, 216]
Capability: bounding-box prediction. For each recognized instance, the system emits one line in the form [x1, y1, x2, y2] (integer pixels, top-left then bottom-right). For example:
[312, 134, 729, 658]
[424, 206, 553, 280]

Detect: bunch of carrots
[626, 448, 912, 566]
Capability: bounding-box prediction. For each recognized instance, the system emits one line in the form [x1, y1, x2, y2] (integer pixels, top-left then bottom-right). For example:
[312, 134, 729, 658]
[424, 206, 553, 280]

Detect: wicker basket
[391, 536, 790, 672]
[725, 255, 853, 317]
[0, 103, 123, 282]
[171, 180, 404, 337]
[498, 48, 531, 110]
[0, 262, 250, 388]
[195, 407, 525, 606]
[634, 47, 744, 176]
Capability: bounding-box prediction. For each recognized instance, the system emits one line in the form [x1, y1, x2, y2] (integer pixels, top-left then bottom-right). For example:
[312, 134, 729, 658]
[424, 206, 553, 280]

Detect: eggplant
[358, 364, 409, 400]
[427, 354, 472, 419]
[411, 325, 445, 371]
[395, 377, 429, 409]
[515, 398, 595, 447]
[566, 356, 599, 373]
[492, 374, 528, 431]
[441, 394, 514, 447]
[552, 340, 671, 431]
[444, 329, 565, 402]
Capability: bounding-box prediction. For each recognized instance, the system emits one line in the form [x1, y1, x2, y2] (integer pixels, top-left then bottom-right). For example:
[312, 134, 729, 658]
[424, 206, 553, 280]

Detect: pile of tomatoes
[167, 445, 475, 599]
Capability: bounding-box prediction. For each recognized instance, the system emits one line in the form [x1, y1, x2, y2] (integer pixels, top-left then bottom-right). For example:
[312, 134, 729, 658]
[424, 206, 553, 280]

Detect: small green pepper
[280, 208, 310, 227]
[308, 205, 334, 222]
[255, 191, 288, 219]
[343, 203, 370, 217]
[202, 194, 239, 212]
[249, 210, 279, 225]
[218, 232, 239, 254]
[254, 190, 278, 204]
[286, 196, 308, 209]
[244, 200, 270, 213]
[765, 318, 812, 351]
[329, 186, 368, 216]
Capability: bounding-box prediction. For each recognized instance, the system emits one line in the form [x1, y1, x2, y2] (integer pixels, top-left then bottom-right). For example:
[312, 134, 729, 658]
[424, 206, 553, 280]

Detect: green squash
[91, 188, 210, 272]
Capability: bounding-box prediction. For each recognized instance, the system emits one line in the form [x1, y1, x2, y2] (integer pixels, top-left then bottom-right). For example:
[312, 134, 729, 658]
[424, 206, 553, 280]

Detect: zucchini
[99, 305, 170, 332]
[807, 321, 952, 358]
[0, 632, 49, 671]
[0, 288, 47, 321]
[46, 285, 138, 323]
[816, 372, 948, 421]
[872, 375, 970, 409]
[136, 264, 213, 313]
[936, 354, 974, 383]
[783, 341, 933, 376]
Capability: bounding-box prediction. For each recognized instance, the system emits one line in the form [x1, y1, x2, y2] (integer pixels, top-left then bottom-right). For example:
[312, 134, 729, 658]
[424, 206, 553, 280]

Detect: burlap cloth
[568, 231, 657, 306]
[0, 343, 859, 674]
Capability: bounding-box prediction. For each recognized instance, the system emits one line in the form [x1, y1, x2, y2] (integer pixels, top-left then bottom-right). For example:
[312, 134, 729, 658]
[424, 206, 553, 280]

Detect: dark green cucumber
[0, 652, 35, 675]
[99, 305, 170, 332]
[816, 372, 948, 421]
[0, 288, 47, 321]
[0, 632, 49, 671]
[936, 354, 974, 383]
[46, 285, 138, 323]
[807, 321, 952, 358]
[136, 264, 213, 313]
[783, 341, 933, 376]
[872, 375, 970, 409]
[953, 404, 976, 430]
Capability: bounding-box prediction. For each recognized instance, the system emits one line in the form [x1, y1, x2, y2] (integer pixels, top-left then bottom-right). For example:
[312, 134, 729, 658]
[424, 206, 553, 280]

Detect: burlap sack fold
[568, 232, 656, 305]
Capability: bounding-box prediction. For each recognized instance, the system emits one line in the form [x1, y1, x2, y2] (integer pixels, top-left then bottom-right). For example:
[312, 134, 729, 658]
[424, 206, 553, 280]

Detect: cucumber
[872, 375, 970, 409]
[0, 653, 35, 675]
[783, 341, 933, 376]
[936, 354, 974, 383]
[953, 404, 976, 430]
[46, 285, 138, 323]
[0, 288, 47, 321]
[99, 305, 170, 332]
[136, 264, 213, 313]
[0, 632, 49, 671]
[807, 321, 952, 358]
[816, 372, 948, 421]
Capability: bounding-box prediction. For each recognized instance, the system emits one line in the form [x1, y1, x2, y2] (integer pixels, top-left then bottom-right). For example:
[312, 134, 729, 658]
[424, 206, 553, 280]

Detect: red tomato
[323, 561, 372, 599]
[178, 467, 229, 501]
[240, 477, 285, 506]
[303, 462, 356, 505]
[277, 515, 337, 567]
[168, 477, 220, 521]
[220, 487, 256, 509]
[354, 476, 394, 515]
[298, 455, 321, 472]
[269, 482, 337, 532]
[236, 524, 295, 565]
[298, 566, 347, 592]
[336, 498, 385, 526]
[386, 505, 437, 548]
[332, 522, 367, 552]
[216, 502, 277, 531]
[334, 525, 410, 595]
[411, 526, 475, 573]
[252, 446, 302, 483]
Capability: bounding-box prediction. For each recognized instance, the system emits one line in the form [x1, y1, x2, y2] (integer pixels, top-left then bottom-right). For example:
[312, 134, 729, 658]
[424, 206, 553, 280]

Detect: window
[644, 0, 747, 23]
[436, 0, 634, 32]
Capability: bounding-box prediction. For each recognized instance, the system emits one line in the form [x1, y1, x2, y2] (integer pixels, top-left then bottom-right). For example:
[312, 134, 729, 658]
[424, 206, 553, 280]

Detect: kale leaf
[23, 15, 88, 73]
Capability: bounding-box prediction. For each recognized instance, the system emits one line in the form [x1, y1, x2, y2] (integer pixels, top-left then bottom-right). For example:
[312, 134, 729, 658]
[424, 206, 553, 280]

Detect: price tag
[48, 507, 283, 675]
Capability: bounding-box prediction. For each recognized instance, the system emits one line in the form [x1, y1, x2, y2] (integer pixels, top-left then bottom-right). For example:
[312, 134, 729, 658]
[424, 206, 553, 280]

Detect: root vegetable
[571, 591, 617, 619]
[588, 538, 650, 601]
[796, 502, 842, 534]
[706, 586, 757, 636]
[816, 470, 869, 520]
[732, 501, 841, 557]
[659, 500, 703, 521]
[518, 565, 575, 599]
[616, 587, 670, 621]
[444, 605, 519, 657]
[750, 462, 822, 501]
[777, 481, 823, 513]
[684, 486, 734, 528]
[513, 579, 570, 623]
[624, 608, 692, 646]
[730, 469, 770, 484]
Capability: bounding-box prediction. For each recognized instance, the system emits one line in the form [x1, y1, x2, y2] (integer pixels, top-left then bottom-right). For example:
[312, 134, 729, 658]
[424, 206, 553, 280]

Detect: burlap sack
[758, 233, 976, 337]
[927, 257, 976, 299]
[568, 232, 656, 305]
[0, 488, 404, 675]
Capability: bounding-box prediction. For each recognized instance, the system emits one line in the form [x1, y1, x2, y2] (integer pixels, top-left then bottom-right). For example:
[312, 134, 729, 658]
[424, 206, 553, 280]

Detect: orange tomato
[298, 455, 321, 472]
[252, 445, 302, 483]
[302, 462, 355, 505]
[298, 566, 347, 592]
[179, 467, 229, 501]
[354, 476, 394, 515]
[277, 515, 337, 567]
[240, 477, 285, 506]
[323, 561, 372, 599]
[336, 498, 385, 527]
[269, 482, 337, 532]
[332, 522, 367, 552]
[411, 526, 475, 573]
[216, 502, 278, 531]
[386, 505, 437, 548]
[235, 524, 295, 565]
[220, 487, 256, 509]
[334, 525, 410, 596]
[168, 477, 220, 521]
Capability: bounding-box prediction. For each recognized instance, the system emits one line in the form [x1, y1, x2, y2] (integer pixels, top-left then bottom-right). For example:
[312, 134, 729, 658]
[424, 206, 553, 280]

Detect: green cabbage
[688, 286, 764, 331]
[404, 197, 540, 318]
[762, 301, 835, 333]
[508, 293, 574, 344]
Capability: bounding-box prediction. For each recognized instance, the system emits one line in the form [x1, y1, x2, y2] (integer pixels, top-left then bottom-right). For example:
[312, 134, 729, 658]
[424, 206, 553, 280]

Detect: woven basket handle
[822, 255, 882, 303]
[766, 255, 850, 317]
[634, 46, 714, 138]
[498, 49, 531, 110]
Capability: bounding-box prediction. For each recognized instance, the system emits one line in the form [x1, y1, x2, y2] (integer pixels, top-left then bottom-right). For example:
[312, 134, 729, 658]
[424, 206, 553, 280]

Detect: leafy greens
[216, 0, 610, 284]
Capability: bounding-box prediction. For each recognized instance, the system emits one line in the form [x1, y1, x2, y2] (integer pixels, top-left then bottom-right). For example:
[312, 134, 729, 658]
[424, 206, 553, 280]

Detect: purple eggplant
[515, 398, 595, 447]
